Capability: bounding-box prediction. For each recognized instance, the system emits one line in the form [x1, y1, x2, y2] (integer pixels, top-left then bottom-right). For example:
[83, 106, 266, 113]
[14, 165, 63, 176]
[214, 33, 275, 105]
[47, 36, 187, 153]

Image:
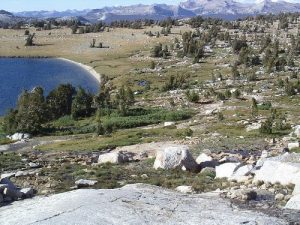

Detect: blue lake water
[0, 58, 99, 115]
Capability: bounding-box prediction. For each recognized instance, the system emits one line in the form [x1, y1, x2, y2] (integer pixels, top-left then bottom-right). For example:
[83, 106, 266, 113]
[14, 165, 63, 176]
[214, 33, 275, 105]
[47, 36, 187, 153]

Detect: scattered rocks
[226, 189, 257, 201]
[153, 145, 199, 171]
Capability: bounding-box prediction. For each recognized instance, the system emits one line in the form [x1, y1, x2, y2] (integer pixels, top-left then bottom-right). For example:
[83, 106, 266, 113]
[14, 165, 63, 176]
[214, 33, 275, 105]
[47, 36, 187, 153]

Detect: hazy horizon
[2, 0, 181, 12]
[4, 0, 300, 12]
[0, 0, 300, 13]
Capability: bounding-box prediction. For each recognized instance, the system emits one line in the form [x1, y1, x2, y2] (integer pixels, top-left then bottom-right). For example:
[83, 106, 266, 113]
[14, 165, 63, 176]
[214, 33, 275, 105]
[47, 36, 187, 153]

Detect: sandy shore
[58, 58, 101, 84]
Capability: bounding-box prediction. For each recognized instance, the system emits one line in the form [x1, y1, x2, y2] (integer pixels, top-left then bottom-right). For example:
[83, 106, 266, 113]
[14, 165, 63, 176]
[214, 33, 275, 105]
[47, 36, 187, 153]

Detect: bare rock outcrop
[0, 184, 288, 225]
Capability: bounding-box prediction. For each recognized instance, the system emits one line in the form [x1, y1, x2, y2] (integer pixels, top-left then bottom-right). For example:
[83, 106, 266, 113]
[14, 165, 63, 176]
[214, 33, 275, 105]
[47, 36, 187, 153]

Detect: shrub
[185, 90, 199, 103]
[259, 118, 273, 134]
[257, 102, 272, 110]
[102, 110, 192, 131]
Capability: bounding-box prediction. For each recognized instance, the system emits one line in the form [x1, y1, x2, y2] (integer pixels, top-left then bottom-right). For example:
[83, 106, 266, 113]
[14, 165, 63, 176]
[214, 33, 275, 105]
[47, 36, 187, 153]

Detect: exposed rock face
[98, 151, 130, 164]
[0, 184, 288, 225]
[153, 146, 199, 171]
[254, 153, 300, 186]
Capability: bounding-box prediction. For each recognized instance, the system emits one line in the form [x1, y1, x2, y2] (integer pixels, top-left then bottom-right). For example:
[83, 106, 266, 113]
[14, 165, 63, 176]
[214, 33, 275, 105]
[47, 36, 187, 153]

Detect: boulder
[196, 153, 219, 169]
[291, 125, 300, 137]
[163, 121, 175, 127]
[0, 193, 3, 203]
[98, 152, 130, 164]
[28, 162, 41, 168]
[0, 173, 15, 179]
[219, 156, 240, 163]
[285, 194, 300, 210]
[15, 170, 31, 177]
[196, 153, 213, 164]
[254, 153, 300, 186]
[288, 142, 300, 150]
[246, 122, 261, 132]
[0, 184, 287, 225]
[15, 169, 40, 177]
[153, 146, 198, 171]
[8, 133, 31, 141]
[75, 179, 98, 188]
[175, 186, 194, 194]
[216, 163, 241, 179]
[275, 193, 285, 201]
[256, 150, 270, 168]
[229, 164, 254, 182]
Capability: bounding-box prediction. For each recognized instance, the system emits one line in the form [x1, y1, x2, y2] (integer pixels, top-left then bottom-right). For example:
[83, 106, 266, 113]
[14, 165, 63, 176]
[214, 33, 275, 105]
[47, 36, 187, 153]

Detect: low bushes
[102, 110, 192, 130]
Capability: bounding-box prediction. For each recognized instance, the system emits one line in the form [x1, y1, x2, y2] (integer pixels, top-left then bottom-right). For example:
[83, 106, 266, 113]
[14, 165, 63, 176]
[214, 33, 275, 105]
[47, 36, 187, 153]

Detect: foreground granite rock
[0, 184, 288, 225]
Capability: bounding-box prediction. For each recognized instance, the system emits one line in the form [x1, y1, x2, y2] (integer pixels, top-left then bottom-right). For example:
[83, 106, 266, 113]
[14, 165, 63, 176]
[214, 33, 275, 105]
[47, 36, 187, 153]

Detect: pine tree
[71, 87, 94, 119]
[251, 98, 258, 118]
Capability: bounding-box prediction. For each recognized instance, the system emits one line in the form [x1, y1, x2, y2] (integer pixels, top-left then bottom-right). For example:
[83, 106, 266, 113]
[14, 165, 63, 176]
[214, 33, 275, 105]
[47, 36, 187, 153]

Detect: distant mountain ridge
[2, 0, 300, 24]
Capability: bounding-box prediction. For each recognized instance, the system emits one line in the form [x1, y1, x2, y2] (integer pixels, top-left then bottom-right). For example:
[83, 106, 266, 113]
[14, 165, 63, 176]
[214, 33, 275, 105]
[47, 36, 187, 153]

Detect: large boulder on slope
[153, 145, 199, 171]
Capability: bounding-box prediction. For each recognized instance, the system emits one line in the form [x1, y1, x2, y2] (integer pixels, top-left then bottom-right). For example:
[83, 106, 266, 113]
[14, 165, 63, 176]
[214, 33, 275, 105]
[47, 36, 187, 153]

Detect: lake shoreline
[58, 58, 101, 84]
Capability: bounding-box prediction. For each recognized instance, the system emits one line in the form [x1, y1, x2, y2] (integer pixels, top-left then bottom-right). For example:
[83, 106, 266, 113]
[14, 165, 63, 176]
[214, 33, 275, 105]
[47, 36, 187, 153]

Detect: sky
[1, 0, 300, 12]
